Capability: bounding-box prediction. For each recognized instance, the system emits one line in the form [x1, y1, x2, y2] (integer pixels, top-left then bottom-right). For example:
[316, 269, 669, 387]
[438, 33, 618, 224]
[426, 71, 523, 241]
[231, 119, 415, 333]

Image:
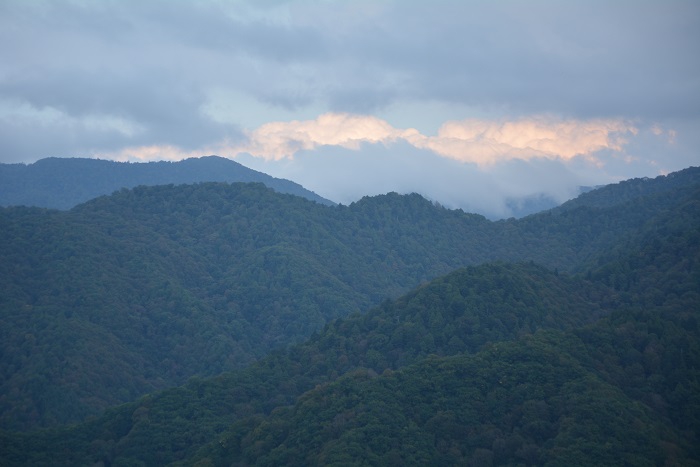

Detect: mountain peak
[0, 156, 334, 209]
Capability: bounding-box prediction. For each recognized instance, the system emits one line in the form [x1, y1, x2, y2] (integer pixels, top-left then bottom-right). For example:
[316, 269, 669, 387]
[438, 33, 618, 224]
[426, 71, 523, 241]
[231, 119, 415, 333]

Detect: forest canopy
[0, 166, 698, 465]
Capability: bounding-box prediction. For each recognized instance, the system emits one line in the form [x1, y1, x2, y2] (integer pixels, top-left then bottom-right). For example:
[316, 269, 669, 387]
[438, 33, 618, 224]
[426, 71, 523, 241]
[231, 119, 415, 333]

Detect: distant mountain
[0, 156, 334, 209]
[503, 168, 700, 219]
[553, 166, 700, 213]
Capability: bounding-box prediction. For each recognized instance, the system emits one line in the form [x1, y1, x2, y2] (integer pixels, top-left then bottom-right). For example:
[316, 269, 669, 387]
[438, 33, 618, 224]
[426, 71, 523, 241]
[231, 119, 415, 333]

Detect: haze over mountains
[0, 164, 698, 465]
[0, 156, 333, 210]
[0, 156, 584, 219]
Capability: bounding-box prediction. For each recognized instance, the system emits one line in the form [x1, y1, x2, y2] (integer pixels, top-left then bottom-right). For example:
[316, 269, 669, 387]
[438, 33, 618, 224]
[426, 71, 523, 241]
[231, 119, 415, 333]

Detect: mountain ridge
[0, 156, 334, 209]
[553, 166, 700, 213]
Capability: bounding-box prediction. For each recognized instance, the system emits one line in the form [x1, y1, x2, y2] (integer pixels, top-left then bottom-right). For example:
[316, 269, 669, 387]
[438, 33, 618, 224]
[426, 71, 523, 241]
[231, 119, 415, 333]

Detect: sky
[1, 0, 699, 217]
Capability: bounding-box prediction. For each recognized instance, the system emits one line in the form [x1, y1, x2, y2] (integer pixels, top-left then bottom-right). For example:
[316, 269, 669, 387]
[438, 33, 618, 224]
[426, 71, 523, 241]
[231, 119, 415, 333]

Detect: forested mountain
[0, 166, 698, 465]
[553, 166, 699, 213]
[0, 169, 698, 432]
[0, 156, 333, 209]
[1, 187, 698, 465]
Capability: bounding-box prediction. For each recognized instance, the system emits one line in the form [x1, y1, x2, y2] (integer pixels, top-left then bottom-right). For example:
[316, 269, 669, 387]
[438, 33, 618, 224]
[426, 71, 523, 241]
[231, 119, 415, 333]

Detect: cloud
[232, 113, 417, 160]
[0, 98, 144, 137]
[413, 117, 637, 165]
[228, 113, 637, 166]
[102, 145, 203, 163]
[650, 124, 677, 145]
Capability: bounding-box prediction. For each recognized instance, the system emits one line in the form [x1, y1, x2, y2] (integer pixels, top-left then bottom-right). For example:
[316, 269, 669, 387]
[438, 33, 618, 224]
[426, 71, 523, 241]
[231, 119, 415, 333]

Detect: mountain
[553, 166, 700, 213]
[0, 168, 698, 433]
[0, 156, 334, 209]
[1, 196, 698, 465]
[0, 167, 697, 465]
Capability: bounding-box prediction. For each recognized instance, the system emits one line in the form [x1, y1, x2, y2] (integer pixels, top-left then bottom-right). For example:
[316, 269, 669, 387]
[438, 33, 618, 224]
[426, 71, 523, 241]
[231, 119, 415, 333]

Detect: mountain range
[0, 164, 698, 465]
[1, 156, 596, 219]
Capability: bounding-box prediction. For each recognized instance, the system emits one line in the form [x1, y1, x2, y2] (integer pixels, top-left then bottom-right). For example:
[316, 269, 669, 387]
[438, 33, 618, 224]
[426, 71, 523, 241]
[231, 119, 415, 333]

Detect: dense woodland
[0, 166, 698, 465]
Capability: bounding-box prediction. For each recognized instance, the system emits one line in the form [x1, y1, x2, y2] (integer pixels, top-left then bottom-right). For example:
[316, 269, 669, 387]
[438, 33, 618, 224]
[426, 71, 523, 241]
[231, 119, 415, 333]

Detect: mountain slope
[224, 334, 672, 466]
[214, 194, 700, 466]
[2, 209, 698, 465]
[553, 166, 699, 213]
[0, 262, 621, 466]
[0, 156, 333, 209]
[0, 168, 698, 431]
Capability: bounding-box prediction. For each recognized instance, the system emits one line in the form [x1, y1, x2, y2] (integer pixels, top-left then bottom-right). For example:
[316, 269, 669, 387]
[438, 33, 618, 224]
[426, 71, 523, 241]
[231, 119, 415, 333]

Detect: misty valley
[0, 159, 698, 465]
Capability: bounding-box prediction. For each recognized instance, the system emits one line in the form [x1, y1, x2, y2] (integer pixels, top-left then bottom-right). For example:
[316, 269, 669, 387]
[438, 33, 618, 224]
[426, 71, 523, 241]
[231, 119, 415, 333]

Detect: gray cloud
[0, 0, 697, 176]
[1, 68, 242, 156]
[333, 1, 700, 119]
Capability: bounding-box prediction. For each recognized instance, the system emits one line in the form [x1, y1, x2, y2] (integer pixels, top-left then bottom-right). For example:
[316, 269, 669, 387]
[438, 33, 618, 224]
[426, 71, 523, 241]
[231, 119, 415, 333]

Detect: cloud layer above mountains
[1, 0, 698, 216]
[227, 113, 638, 166]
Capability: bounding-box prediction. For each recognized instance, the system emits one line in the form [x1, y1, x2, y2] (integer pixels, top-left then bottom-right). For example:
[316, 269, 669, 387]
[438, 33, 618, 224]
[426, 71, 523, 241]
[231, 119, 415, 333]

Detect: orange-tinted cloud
[232, 113, 418, 160]
[413, 117, 637, 165]
[102, 113, 640, 167]
[230, 113, 637, 166]
[105, 145, 201, 162]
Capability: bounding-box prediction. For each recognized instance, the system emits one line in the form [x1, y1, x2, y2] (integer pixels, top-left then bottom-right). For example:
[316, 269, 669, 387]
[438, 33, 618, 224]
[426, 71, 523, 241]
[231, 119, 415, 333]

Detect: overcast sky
[1, 0, 699, 217]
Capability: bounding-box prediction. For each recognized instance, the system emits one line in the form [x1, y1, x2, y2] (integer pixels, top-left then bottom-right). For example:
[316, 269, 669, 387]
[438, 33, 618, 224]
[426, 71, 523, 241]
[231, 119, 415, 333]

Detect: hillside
[0, 167, 698, 436]
[0, 168, 698, 432]
[0, 156, 333, 209]
[553, 166, 699, 213]
[1, 197, 698, 465]
[0, 263, 626, 465]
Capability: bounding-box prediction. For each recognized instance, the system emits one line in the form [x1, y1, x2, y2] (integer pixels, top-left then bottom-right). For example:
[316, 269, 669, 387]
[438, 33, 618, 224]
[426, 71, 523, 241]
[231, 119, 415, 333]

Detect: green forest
[0, 166, 698, 465]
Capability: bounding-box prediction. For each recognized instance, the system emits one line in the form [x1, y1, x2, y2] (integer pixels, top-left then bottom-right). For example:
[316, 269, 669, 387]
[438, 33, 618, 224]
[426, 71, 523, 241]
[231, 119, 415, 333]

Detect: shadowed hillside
[0, 167, 697, 442]
[1, 198, 697, 464]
